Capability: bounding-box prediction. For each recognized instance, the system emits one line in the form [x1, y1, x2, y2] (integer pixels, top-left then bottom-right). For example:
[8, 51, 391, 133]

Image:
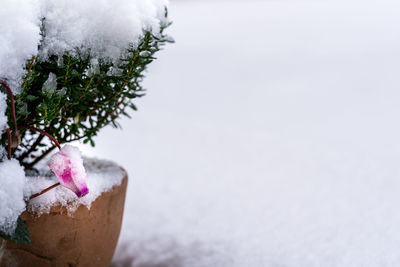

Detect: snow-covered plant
[0, 0, 172, 244]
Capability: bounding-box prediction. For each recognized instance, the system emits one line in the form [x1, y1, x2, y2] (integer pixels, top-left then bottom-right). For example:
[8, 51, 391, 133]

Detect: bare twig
[24, 145, 57, 170]
[22, 56, 36, 89]
[17, 134, 45, 162]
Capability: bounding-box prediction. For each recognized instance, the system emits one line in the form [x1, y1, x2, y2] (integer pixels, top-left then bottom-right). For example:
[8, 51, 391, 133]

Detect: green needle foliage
[1, 22, 172, 170]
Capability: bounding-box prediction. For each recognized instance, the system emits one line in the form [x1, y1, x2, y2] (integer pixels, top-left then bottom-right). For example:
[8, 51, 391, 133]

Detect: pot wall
[0, 176, 128, 267]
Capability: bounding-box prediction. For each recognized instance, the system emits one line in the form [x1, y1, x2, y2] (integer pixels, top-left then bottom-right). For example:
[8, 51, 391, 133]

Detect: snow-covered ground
[80, 1, 400, 266]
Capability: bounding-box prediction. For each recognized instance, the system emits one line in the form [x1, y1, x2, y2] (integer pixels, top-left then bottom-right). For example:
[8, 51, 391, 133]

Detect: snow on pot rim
[24, 157, 126, 216]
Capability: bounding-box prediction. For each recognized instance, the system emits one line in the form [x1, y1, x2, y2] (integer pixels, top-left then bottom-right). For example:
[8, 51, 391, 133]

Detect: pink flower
[48, 145, 89, 198]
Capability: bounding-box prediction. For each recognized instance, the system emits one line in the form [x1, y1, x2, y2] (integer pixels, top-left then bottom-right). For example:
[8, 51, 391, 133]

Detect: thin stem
[65, 55, 71, 82]
[22, 56, 36, 89]
[18, 126, 61, 150]
[0, 81, 17, 131]
[29, 183, 60, 200]
[6, 128, 11, 160]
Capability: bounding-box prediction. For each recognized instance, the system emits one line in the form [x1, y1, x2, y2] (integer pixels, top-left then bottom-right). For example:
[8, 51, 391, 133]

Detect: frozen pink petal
[48, 145, 89, 198]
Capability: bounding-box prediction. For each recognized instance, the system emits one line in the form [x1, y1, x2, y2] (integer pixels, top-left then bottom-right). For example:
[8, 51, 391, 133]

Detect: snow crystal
[39, 0, 169, 64]
[41, 73, 58, 95]
[87, 58, 100, 77]
[25, 158, 126, 216]
[0, 0, 41, 91]
[0, 160, 26, 235]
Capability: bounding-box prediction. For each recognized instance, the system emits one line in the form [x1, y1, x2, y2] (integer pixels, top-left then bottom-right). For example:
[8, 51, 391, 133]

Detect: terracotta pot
[0, 176, 128, 267]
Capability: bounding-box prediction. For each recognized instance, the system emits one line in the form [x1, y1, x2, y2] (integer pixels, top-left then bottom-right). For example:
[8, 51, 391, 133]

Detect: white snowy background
[78, 0, 400, 266]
